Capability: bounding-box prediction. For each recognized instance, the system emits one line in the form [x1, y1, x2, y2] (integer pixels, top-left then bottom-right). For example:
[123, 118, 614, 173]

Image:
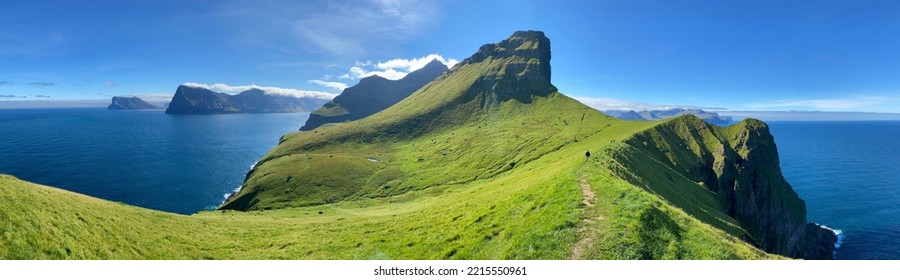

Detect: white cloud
[572, 96, 712, 112]
[182, 82, 336, 99]
[308, 80, 348, 91]
[575, 95, 900, 114]
[376, 53, 459, 72]
[218, 0, 442, 57]
[105, 81, 117, 88]
[346, 67, 408, 80]
[341, 54, 458, 80]
[122, 93, 173, 104]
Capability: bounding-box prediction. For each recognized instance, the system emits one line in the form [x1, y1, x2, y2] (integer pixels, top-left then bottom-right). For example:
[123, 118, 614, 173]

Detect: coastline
[218, 161, 257, 208]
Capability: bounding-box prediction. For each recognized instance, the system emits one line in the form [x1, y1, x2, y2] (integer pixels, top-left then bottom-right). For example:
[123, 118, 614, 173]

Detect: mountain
[604, 108, 733, 125]
[221, 31, 834, 259]
[603, 109, 645, 120]
[0, 31, 834, 259]
[300, 59, 448, 131]
[107, 96, 160, 110]
[165, 85, 329, 114]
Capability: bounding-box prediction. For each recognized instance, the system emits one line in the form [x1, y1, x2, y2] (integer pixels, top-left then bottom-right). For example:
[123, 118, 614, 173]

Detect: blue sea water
[0, 108, 309, 215]
[768, 121, 900, 260]
[1, 109, 898, 259]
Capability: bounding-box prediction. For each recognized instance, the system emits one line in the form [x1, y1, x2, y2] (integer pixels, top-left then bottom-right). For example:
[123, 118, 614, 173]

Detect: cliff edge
[608, 115, 836, 259]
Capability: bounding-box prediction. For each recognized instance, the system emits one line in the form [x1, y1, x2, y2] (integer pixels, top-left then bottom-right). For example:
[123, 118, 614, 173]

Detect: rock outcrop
[107, 96, 160, 110]
[456, 30, 557, 106]
[165, 85, 329, 114]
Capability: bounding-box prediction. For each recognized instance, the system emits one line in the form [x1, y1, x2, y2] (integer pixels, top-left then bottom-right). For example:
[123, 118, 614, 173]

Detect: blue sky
[2, 0, 900, 113]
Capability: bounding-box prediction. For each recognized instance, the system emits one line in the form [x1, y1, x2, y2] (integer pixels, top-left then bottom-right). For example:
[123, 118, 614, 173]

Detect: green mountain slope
[0, 31, 830, 259]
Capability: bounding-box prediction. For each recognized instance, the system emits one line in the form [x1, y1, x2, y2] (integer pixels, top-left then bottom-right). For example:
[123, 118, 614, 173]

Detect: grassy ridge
[575, 148, 774, 259]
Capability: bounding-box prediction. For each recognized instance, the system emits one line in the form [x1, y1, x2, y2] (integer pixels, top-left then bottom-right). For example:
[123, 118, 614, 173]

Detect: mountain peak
[462, 30, 551, 68]
[457, 30, 556, 104]
[422, 58, 446, 70]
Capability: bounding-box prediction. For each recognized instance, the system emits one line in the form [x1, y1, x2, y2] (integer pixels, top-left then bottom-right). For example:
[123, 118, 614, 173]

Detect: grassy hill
[0, 31, 829, 259]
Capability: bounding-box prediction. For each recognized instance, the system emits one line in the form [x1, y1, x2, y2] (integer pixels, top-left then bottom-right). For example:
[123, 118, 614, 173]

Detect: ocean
[0, 108, 897, 259]
[0, 108, 309, 215]
[768, 121, 900, 260]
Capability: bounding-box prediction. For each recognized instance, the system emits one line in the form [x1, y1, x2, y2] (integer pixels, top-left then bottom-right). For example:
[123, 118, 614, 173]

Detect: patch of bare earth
[571, 176, 604, 259]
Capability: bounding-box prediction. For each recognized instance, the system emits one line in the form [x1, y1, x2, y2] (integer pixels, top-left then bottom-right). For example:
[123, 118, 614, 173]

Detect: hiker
[585, 150, 591, 160]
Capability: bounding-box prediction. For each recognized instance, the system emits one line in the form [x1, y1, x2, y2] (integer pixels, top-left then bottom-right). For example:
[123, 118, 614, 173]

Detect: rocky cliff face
[165, 85, 329, 114]
[610, 116, 836, 259]
[107, 96, 160, 110]
[300, 59, 448, 131]
[456, 30, 557, 106]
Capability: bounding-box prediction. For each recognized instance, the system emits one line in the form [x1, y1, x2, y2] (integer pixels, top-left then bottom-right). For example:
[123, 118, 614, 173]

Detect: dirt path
[571, 176, 601, 259]
[579, 177, 595, 207]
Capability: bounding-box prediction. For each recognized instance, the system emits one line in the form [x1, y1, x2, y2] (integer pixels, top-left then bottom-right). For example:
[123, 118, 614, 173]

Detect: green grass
[574, 148, 774, 259]
[310, 103, 350, 118]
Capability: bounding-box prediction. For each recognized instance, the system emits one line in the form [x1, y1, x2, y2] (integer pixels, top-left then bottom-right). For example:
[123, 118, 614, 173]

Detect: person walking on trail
[585, 150, 591, 161]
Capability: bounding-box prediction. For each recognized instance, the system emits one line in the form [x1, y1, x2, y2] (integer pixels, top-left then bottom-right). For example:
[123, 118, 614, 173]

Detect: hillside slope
[300, 59, 448, 131]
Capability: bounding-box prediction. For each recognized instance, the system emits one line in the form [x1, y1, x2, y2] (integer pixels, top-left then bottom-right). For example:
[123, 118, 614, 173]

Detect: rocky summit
[457, 30, 557, 106]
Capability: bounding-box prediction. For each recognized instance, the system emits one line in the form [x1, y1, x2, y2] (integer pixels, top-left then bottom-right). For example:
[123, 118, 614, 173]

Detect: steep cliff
[607, 115, 836, 259]
[165, 85, 329, 114]
[300, 59, 448, 131]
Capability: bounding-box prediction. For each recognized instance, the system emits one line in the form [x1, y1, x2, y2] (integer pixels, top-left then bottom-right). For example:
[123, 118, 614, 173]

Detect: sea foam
[818, 224, 845, 249]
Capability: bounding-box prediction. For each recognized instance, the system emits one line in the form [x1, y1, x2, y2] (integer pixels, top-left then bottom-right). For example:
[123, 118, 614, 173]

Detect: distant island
[604, 108, 733, 125]
[301, 59, 449, 131]
[107, 96, 161, 110]
[165, 85, 330, 114]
